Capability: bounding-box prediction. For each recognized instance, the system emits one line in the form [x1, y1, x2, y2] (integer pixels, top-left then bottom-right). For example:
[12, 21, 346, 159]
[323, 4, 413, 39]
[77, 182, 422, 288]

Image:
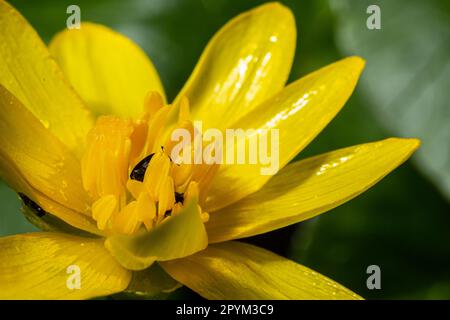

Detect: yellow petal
[174, 2, 296, 129]
[205, 56, 365, 211]
[20, 196, 98, 237]
[105, 199, 208, 270]
[0, 84, 91, 215]
[26, 190, 101, 236]
[0, 1, 93, 155]
[49, 22, 165, 118]
[207, 138, 420, 243]
[0, 233, 131, 299]
[161, 241, 361, 300]
[3, 152, 100, 235]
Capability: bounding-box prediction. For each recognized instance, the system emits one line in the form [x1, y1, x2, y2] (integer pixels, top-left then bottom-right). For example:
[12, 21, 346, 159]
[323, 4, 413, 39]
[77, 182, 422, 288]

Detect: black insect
[175, 192, 184, 204]
[131, 153, 185, 219]
[130, 153, 155, 181]
[164, 193, 185, 218]
[18, 193, 47, 217]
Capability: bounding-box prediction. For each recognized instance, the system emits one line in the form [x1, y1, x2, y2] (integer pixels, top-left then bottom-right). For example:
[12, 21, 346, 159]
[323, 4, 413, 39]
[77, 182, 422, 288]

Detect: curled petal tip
[255, 1, 295, 19]
[341, 56, 366, 74]
[396, 137, 421, 150]
[260, 2, 290, 10]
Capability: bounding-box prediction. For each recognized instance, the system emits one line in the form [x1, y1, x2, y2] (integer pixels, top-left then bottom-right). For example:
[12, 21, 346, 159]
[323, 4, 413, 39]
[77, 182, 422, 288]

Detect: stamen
[81, 94, 218, 235]
[171, 163, 193, 191]
[92, 195, 118, 230]
[112, 201, 140, 235]
[81, 116, 134, 200]
[184, 181, 199, 203]
[143, 152, 171, 199]
[184, 182, 209, 222]
[143, 91, 164, 120]
[126, 179, 145, 199]
[135, 192, 156, 231]
[157, 176, 175, 216]
[142, 106, 171, 155]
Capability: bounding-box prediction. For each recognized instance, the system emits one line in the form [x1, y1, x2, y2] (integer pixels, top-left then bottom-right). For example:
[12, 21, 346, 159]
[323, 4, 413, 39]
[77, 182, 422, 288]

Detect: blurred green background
[1, 0, 449, 299]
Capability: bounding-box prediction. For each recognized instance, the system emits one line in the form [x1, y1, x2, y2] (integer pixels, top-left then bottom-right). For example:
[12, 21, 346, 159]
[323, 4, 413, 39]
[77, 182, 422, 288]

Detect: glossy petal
[105, 200, 208, 270]
[161, 242, 362, 300]
[205, 57, 365, 211]
[19, 189, 101, 236]
[0, 84, 97, 234]
[49, 23, 165, 118]
[0, 1, 93, 155]
[1, 150, 98, 235]
[0, 233, 131, 299]
[174, 2, 296, 129]
[207, 138, 420, 243]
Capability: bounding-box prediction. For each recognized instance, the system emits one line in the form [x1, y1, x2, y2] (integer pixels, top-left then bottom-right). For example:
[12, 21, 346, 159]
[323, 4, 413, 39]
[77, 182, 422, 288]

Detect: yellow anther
[136, 192, 156, 231]
[92, 195, 118, 230]
[200, 210, 210, 223]
[81, 95, 216, 236]
[171, 163, 193, 192]
[183, 182, 209, 222]
[81, 116, 134, 200]
[143, 152, 171, 199]
[164, 120, 195, 157]
[112, 201, 140, 235]
[143, 91, 165, 120]
[143, 106, 171, 155]
[129, 121, 148, 166]
[126, 179, 145, 200]
[184, 181, 199, 203]
[157, 176, 175, 216]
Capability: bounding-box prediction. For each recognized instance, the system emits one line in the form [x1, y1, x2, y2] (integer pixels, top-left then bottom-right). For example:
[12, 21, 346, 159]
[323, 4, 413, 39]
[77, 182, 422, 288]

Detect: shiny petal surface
[49, 23, 165, 118]
[207, 138, 420, 243]
[161, 242, 362, 300]
[20, 187, 101, 236]
[0, 84, 93, 224]
[205, 57, 365, 211]
[105, 200, 208, 270]
[0, 149, 99, 235]
[21, 195, 100, 237]
[0, 233, 131, 299]
[175, 2, 296, 129]
[0, 1, 93, 155]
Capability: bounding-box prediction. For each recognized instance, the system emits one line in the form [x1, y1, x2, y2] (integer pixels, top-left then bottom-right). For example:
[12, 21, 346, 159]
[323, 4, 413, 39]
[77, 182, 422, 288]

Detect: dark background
[1, 0, 449, 299]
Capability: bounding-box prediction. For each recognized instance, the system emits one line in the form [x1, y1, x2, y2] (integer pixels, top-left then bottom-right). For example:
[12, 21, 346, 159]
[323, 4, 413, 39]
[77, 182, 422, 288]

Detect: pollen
[81, 92, 213, 235]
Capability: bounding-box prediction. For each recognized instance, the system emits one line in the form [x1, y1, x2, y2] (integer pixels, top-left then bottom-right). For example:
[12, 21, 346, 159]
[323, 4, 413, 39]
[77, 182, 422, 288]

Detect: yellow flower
[0, 1, 419, 300]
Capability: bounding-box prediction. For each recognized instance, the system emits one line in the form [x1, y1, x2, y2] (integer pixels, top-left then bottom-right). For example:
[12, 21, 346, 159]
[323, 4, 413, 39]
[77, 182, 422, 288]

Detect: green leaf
[330, 0, 450, 199]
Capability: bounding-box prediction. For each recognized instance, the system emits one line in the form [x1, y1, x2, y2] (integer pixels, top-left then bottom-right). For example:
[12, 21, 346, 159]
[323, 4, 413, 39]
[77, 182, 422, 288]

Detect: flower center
[81, 92, 213, 235]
